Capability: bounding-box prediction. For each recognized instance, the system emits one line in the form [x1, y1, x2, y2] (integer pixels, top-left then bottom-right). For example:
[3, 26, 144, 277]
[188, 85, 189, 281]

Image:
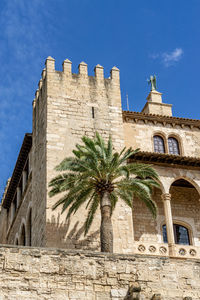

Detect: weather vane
[147, 75, 157, 91]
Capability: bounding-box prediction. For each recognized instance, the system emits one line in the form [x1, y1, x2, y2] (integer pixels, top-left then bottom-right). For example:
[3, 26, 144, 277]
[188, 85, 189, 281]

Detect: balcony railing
[173, 244, 199, 259]
[133, 241, 169, 257]
[133, 241, 200, 259]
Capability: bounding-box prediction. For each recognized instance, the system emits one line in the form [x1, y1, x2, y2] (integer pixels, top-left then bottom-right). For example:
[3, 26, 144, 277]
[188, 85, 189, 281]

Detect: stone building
[1, 56, 200, 263]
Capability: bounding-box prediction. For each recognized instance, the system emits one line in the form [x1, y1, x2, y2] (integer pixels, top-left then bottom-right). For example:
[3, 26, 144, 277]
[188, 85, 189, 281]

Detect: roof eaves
[122, 111, 200, 128]
[129, 151, 200, 167]
[2, 133, 32, 209]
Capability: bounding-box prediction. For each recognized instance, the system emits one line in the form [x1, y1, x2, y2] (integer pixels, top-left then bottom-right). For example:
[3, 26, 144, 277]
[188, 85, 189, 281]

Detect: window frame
[168, 136, 180, 155]
[152, 132, 183, 156]
[153, 134, 166, 154]
[162, 222, 192, 245]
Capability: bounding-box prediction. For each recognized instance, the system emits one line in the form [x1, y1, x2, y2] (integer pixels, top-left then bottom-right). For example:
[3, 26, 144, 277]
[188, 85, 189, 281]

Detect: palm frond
[119, 147, 138, 164]
[115, 189, 133, 207]
[84, 194, 100, 235]
[109, 191, 118, 214]
[106, 135, 113, 161]
[49, 132, 160, 239]
[66, 186, 94, 217]
[127, 163, 159, 180]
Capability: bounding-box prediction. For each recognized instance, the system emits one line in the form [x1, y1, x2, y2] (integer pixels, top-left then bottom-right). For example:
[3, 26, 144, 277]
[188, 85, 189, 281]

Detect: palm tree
[49, 133, 160, 253]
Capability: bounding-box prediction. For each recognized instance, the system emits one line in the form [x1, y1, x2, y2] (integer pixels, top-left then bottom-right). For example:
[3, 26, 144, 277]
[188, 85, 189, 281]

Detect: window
[92, 107, 95, 118]
[153, 135, 165, 153]
[168, 137, 180, 155]
[13, 194, 17, 212]
[27, 209, 32, 246]
[20, 224, 26, 246]
[162, 224, 190, 245]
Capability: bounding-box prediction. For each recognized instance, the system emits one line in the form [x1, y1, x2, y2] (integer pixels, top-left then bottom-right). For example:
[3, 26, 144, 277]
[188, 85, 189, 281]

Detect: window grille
[168, 137, 180, 155]
[21, 225, 26, 246]
[163, 224, 190, 245]
[153, 135, 165, 153]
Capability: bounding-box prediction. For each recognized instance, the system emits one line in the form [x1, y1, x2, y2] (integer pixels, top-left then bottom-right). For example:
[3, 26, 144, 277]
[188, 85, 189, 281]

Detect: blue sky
[0, 0, 200, 197]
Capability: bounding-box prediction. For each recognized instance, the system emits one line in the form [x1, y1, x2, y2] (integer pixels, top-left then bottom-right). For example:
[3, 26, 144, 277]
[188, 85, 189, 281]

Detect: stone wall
[0, 245, 199, 299]
[32, 68, 47, 247]
[2, 56, 200, 257]
[42, 58, 134, 253]
[7, 178, 32, 245]
[123, 121, 200, 157]
[170, 186, 200, 246]
[132, 185, 200, 246]
[132, 188, 163, 243]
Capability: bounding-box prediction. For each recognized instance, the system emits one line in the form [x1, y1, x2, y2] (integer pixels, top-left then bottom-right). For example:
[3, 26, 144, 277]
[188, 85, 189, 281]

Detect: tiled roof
[2, 133, 32, 209]
[123, 111, 200, 129]
[129, 151, 200, 168]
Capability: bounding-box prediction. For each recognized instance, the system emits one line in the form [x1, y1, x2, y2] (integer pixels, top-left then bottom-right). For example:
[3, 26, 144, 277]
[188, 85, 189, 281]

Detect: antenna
[126, 93, 129, 111]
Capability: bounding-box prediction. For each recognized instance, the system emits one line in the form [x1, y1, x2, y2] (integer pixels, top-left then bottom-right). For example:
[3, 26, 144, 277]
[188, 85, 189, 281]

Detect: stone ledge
[0, 244, 200, 263]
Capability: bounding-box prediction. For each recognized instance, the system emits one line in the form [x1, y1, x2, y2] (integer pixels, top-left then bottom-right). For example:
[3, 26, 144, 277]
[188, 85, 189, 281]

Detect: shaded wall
[170, 185, 200, 246]
[7, 181, 32, 245]
[132, 188, 163, 242]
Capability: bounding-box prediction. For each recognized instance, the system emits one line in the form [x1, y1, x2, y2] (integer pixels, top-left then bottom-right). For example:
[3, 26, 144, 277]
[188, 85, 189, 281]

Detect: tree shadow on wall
[132, 188, 161, 242]
[47, 214, 100, 251]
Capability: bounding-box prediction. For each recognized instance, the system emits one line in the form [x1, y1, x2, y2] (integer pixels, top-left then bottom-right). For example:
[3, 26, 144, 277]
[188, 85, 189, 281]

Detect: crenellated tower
[31, 57, 134, 252]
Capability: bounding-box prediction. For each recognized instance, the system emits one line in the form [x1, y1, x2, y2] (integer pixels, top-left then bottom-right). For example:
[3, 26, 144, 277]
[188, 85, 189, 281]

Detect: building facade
[1, 57, 200, 261]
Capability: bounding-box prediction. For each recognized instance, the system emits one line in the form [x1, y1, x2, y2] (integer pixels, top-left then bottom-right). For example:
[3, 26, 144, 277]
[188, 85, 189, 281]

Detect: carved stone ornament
[149, 245, 156, 253]
[159, 246, 167, 254]
[138, 244, 146, 252]
[189, 249, 197, 256]
[179, 248, 186, 256]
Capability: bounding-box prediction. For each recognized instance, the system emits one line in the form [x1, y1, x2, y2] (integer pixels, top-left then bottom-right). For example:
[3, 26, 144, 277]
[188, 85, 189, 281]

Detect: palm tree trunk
[100, 191, 113, 253]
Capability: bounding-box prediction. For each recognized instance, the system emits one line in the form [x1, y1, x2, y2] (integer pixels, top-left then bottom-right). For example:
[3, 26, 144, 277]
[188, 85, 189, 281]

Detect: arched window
[168, 137, 180, 155]
[27, 209, 32, 246]
[153, 135, 165, 153]
[162, 224, 190, 245]
[20, 224, 26, 246]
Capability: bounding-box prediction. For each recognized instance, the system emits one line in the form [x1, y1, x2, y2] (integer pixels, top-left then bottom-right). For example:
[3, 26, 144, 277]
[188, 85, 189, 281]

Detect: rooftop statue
[148, 75, 157, 91]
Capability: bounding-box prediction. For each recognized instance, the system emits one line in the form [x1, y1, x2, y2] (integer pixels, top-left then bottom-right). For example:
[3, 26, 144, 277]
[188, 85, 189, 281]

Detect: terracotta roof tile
[123, 111, 200, 128]
[2, 133, 32, 209]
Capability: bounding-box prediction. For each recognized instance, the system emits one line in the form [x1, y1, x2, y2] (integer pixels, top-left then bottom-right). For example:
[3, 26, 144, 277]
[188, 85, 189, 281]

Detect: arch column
[162, 193, 175, 256]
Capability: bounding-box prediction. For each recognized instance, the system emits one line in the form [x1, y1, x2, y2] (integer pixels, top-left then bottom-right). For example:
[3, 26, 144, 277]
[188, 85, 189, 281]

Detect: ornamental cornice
[122, 111, 200, 129]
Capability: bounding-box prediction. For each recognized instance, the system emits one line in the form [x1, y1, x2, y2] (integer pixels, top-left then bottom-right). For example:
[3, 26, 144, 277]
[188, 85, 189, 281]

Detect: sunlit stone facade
[1, 57, 200, 262]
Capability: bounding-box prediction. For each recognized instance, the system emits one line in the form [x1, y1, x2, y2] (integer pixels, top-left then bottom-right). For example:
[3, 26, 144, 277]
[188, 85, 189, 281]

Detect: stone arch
[14, 233, 19, 246]
[170, 176, 200, 196]
[169, 177, 200, 247]
[19, 219, 26, 246]
[162, 170, 200, 194]
[156, 178, 165, 194]
[26, 207, 32, 246]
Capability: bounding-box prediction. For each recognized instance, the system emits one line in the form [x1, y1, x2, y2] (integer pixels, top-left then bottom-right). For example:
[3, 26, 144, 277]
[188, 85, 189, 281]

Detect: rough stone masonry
[0, 245, 199, 300]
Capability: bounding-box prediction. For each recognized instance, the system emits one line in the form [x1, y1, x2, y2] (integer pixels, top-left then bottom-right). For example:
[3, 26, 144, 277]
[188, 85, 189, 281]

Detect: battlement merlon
[78, 61, 88, 76]
[44, 56, 120, 84]
[32, 57, 122, 122]
[62, 59, 72, 74]
[37, 56, 122, 108]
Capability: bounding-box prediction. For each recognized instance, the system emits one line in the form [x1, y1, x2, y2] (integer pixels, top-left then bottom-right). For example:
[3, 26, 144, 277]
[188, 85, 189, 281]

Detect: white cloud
[162, 48, 183, 67]
[150, 48, 184, 67]
[149, 53, 159, 60]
